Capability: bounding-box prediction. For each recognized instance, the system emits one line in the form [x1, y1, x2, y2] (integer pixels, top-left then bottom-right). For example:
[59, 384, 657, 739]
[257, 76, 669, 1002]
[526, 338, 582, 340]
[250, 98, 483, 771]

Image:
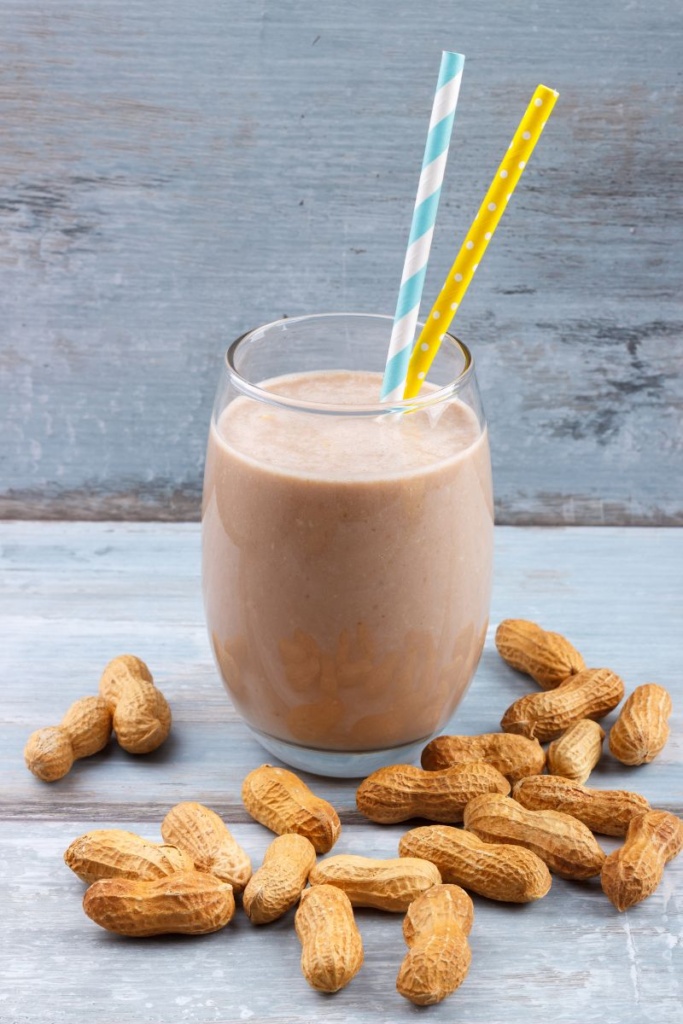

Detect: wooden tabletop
[1, 522, 681, 1023]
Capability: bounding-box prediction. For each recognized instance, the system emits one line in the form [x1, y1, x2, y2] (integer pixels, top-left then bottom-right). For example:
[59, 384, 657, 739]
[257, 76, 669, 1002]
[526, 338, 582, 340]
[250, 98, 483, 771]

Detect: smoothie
[202, 369, 493, 754]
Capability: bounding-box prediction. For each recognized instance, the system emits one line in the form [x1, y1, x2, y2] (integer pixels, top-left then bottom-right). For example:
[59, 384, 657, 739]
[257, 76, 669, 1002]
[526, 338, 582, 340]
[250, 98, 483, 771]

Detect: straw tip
[442, 51, 466, 72]
[537, 83, 560, 99]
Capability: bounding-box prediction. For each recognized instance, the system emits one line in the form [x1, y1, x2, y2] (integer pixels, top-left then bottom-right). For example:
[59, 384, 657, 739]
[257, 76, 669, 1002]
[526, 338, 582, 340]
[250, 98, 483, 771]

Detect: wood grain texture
[0, 522, 682, 1022]
[0, 2, 681, 524]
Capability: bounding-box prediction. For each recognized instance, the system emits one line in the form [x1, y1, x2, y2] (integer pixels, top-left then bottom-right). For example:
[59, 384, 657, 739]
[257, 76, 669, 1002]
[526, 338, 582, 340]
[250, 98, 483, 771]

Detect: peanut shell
[397, 884, 473, 1006]
[161, 802, 252, 893]
[82, 870, 235, 936]
[547, 719, 605, 784]
[399, 824, 551, 903]
[242, 764, 341, 854]
[99, 655, 171, 754]
[24, 696, 112, 782]
[64, 829, 194, 883]
[512, 775, 651, 836]
[463, 792, 606, 879]
[500, 668, 624, 742]
[601, 810, 683, 911]
[309, 854, 441, 912]
[421, 732, 545, 783]
[495, 619, 585, 689]
[609, 683, 673, 765]
[356, 762, 510, 825]
[295, 884, 363, 992]
[243, 834, 316, 924]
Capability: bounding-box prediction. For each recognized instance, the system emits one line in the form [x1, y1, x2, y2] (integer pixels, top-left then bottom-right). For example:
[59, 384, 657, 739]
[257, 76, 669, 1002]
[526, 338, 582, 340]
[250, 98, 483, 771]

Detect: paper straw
[403, 83, 559, 399]
[380, 50, 465, 402]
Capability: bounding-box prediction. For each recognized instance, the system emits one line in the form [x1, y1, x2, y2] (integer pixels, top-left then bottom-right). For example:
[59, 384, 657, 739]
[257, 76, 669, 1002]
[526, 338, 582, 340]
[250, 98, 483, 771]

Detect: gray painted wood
[0, 2, 682, 525]
[1, 522, 682, 1022]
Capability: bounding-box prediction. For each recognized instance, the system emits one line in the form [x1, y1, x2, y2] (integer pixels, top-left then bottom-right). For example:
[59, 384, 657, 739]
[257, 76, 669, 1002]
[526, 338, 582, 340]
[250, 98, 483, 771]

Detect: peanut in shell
[397, 884, 473, 1006]
[547, 719, 605, 784]
[399, 824, 552, 903]
[463, 792, 606, 879]
[83, 870, 235, 936]
[356, 762, 510, 824]
[601, 810, 683, 911]
[512, 775, 651, 837]
[609, 683, 673, 765]
[421, 732, 545, 783]
[501, 668, 625, 742]
[495, 619, 585, 689]
[309, 854, 441, 912]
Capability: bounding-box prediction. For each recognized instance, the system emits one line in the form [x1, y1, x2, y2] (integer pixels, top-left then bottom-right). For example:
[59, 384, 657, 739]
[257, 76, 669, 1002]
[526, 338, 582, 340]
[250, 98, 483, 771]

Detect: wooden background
[0, 0, 682, 524]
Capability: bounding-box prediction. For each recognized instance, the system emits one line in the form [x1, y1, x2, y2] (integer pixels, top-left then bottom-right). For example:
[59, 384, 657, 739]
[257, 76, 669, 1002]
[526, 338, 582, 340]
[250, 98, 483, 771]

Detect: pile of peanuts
[24, 622, 682, 1007]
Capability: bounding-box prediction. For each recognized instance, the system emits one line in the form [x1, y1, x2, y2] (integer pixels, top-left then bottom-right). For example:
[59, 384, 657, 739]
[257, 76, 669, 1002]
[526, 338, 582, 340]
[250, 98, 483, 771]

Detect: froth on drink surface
[215, 370, 482, 480]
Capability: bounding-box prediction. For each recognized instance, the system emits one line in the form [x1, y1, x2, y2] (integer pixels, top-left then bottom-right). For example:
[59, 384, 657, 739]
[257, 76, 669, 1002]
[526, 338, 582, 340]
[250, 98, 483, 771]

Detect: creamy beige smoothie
[202, 369, 493, 755]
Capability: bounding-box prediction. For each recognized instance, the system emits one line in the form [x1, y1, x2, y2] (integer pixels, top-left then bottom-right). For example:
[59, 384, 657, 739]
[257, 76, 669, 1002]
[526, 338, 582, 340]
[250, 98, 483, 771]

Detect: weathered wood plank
[0, 2, 681, 524]
[0, 522, 682, 1020]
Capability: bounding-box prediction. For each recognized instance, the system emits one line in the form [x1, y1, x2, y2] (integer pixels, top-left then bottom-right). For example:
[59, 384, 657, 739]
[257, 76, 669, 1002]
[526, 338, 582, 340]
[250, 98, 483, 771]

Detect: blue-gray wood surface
[1, 522, 681, 1023]
[1, 2, 682, 525]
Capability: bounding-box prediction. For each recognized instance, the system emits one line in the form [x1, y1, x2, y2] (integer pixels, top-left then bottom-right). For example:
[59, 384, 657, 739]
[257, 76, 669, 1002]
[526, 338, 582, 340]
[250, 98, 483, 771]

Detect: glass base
[247, 727, 428, 778]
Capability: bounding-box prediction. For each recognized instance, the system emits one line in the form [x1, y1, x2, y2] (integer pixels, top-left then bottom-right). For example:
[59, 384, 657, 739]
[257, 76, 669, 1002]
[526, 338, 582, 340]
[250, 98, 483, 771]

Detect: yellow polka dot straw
[403, 83, 559, 399]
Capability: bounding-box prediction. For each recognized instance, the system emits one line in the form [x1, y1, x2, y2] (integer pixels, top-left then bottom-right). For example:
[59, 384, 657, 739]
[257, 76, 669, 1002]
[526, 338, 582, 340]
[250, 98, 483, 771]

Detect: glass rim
[225, 312, 475, 416]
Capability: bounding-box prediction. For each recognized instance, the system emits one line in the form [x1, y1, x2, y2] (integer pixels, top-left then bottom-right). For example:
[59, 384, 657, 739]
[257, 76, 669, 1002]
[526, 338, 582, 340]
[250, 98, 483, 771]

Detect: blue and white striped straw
[380, 51, 465, 402]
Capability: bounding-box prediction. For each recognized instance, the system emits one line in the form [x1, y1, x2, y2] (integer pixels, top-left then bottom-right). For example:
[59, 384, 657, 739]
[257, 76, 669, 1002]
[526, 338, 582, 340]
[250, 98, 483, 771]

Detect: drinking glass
[202, 312, 493, 777]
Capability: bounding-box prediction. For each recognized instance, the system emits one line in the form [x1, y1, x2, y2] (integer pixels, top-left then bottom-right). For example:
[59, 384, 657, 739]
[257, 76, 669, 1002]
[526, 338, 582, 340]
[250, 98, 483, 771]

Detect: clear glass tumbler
[202, 313, 493, 776]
